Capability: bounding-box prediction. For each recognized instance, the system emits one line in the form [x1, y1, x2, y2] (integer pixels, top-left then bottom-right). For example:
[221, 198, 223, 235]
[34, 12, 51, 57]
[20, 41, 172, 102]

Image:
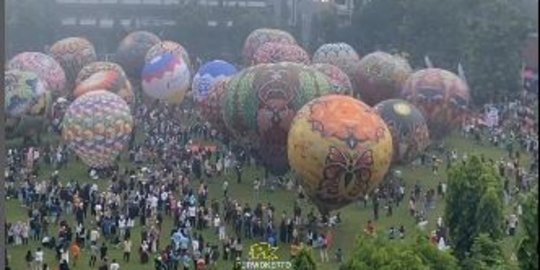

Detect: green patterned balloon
[223, 62, 338, 175]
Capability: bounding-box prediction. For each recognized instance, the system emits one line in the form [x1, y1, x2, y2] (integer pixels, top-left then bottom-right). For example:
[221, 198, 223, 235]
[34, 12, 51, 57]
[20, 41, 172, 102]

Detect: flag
[458, 62, 468, 85]
[424, 55, 434, 68]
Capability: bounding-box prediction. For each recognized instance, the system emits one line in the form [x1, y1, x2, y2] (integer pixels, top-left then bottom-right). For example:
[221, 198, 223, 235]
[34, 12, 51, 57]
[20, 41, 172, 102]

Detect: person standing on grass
[25, 250, 34, 270]
[89, 241, 99, 267]
[123, 238, 132, 262]
[34, 248, 44, 270]
[69, 241, 80, 267]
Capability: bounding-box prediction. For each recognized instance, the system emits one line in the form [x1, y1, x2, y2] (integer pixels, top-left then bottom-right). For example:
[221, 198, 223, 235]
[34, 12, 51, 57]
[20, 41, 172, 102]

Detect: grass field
[5, 132, 528, 270]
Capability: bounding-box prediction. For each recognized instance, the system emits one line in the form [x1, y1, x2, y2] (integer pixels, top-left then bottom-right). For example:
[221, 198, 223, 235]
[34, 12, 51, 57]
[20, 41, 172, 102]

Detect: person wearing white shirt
[110, 259, 120, 270]
[213, 214, 221, 234]
[34, 248, 44, 270]
[90, 228, 100, 243]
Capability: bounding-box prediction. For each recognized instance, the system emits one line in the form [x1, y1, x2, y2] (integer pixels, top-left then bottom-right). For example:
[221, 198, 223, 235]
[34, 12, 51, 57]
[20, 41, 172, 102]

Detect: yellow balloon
[288, 95, 393, 213]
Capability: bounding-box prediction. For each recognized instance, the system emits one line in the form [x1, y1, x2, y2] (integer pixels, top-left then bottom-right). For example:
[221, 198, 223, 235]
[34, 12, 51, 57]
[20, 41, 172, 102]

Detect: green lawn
[5, 132, 528, 270]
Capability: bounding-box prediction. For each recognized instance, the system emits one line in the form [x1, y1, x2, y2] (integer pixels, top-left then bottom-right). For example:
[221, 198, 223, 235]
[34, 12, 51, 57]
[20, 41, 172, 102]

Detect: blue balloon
[192, 60, 237, 102]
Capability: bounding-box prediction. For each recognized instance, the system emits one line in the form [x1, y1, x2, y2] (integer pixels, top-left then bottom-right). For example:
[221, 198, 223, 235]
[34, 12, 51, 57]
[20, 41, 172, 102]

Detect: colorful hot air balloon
[401, 68, 470, 141]
[62, 90, 133, 168]
[374, 99, 430, 164]
[201, 77, 230, 133]
[192, 60, 237, 103]
[253, 42, 310, 65]
[141, 53, 191, 104]
[242, 28, 296, 65]
[223, 62, 337, 175]
[49, 37, 97, 91]
[76, 61, 127, 84]
[116, 31, 161, 78]
[145, 40, 191, 73]
[311, 63, 353, 95]
[312, 43, 360, 78]
[74, 70, 134, 104]
[8, 52, 66, 96]
[352, 51, 412, 106]
[4, 70, 49, 118]
[287, 95, 393, 213]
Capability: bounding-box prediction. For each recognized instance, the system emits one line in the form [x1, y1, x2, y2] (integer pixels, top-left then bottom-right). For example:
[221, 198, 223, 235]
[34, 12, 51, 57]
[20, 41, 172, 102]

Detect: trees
[341, 234, 458, 270]
[461, 0, 531, 104]
[516, 188, 539, 270]
[291, 247, 317, 270]
[463, 234, 510, 270]
[444, 156, 505, 261]
[345, 0, 533, 104]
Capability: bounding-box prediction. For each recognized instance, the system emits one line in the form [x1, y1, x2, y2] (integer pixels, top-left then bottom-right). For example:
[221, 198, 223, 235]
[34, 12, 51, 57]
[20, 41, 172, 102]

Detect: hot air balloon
[312, 43, 360, 78]
[374, 99, 430, 164]
[311, 63, 353, 95]
[287, 95, 393, 213]
[201, 77, 230, 133]
[62, 90, 133, 168]
[8, 52, 66, 96]
[192, 60, 237, 103]
[401, 68, 470, 141]
[5, 70, 49, 118]
[141, 53, 191, 104]
[76, 61, 127, 84]
[49, 37, 97, 91]
[253, 42, 310, 65]
[116, 31, 161, 78]
[223, 62, 337, 175]
[74, 70, 134, 104]
[351, 51, 412, 105]
[145, 40, 191, 73]
[242, 28, 296, 65]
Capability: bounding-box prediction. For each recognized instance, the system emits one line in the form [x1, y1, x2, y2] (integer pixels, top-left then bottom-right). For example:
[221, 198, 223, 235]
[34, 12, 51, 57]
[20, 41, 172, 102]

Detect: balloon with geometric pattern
[311, 63, 353, 96]
[351, 51, 412, 106]
[223, 62, 338, 175]
[312, 43, 360, 79]
[8, 52, 67, 96]
[242, 28, 297, 65]
[62, 90, 133, 168]
[192, 60, 237, 103]
[374, 99, 430, 164]
[400, 68, 470, 141]
[253, 42, 310, 65]
[288, 95, 393, 213]
[142, 52, 191, 104]
[116, 31, 161, 78]
[49, 37, 97, 92]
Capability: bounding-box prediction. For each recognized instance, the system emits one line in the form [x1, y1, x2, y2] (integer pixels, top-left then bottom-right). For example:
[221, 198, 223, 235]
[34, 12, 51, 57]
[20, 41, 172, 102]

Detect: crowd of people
[4, 90, 538, 270]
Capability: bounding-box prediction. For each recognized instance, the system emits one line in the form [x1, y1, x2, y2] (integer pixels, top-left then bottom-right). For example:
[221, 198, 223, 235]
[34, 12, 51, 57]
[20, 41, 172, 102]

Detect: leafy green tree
[291, 247, 317, 270]
[461, 0, 531, 104]
[516, 188, 539, 270]
[475, 186, 505, 239]
[463, 233, 510, 270]
[341, 234, 458, 270]
[444, 155, 504, 261]
[412, 235, 459, 270]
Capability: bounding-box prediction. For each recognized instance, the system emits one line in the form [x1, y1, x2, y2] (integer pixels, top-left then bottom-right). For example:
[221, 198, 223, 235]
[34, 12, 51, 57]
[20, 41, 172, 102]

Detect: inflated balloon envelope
[288, 95, 393, 214]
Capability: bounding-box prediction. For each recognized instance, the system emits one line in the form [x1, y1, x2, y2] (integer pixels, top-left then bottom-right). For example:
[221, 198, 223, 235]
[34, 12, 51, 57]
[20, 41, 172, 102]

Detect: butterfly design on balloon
[316, 146, 374, 207]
